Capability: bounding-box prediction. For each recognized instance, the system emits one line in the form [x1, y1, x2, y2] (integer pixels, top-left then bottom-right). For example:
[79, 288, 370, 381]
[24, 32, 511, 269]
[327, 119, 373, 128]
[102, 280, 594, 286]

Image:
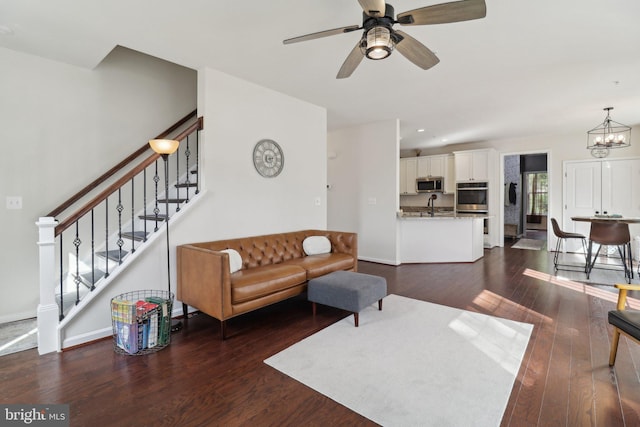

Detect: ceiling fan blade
[357, 0, 386, 17]
[337, 41, 365, 79]
[394, 30, 440, 70]
[397, 0, 486, 26]
[283, 25, 360, 45]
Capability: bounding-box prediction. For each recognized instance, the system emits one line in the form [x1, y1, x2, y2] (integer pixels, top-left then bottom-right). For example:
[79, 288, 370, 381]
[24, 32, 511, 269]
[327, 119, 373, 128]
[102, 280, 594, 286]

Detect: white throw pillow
[221, 249, 243, 273]
[303, 236, 332, 255]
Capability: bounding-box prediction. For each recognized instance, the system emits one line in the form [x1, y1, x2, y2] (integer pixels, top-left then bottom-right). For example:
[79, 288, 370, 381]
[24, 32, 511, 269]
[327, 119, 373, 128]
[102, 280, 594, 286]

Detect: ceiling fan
[283, 0, 486, 78]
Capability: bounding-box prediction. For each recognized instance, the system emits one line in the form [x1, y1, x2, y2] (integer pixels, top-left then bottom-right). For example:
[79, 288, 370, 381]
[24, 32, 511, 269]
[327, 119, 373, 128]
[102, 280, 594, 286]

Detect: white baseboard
[358, 256, 400, 266]
[59, 304, 188, 350]
[62, 326, 113, 350]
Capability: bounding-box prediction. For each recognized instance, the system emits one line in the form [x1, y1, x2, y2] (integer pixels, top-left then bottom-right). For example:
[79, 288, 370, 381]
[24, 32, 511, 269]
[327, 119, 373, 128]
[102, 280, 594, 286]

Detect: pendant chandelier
[587, 107, 631, 150]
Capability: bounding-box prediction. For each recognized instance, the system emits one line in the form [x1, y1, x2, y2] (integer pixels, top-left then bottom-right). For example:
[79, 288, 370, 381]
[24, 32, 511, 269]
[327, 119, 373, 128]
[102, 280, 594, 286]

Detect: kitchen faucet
[427, 194, 437, 217]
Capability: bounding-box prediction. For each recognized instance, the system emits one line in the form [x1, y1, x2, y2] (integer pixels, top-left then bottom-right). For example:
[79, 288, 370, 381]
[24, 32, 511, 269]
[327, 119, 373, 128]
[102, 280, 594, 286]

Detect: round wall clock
[253, 139, 284, 177]
[590, 147, 610, 158]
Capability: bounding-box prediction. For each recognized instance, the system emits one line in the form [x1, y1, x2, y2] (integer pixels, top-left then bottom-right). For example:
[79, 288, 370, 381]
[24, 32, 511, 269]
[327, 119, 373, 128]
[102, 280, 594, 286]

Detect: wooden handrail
[46, 109, 198, 218]
[54, 117, 203, 236]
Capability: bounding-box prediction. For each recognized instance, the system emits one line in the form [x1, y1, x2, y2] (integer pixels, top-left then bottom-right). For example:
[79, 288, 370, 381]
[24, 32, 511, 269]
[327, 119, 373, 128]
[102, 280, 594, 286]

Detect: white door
[563, 161, 601, 250]
[563, 158, 640, 253]
[603, 159, 640, 239]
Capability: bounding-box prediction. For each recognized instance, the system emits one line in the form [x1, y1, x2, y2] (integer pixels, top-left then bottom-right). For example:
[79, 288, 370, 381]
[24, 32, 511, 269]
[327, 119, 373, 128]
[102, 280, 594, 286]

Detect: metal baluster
[73, 222, 81, 306]
[195, 129, 200, 195]
[117, 189, 124, 264]
[90, 209, 95, 291]
[130, 176, 136, 252]
[143, 168, 147, 240]
[184, 134, 191, 204]
[59, 237, 64, 320]
[153, 160, 160, 231]
[175, 145, 180, 212]
[104, 198, 110, 278]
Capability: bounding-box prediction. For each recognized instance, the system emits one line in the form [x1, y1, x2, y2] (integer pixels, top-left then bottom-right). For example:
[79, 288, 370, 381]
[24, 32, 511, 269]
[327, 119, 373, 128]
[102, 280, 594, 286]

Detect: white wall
[0, 46, 197, 323]
[179, 67, 328, 239]
[61, 67, 328, 346]
[327, 120, 400, 265]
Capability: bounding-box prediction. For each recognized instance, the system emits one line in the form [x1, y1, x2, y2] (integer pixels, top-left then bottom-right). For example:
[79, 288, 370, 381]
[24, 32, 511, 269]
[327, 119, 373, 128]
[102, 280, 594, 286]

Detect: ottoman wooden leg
[312, 302, 317, 316]
[378, 299, 383, 311]
[354, 312, 359, 327]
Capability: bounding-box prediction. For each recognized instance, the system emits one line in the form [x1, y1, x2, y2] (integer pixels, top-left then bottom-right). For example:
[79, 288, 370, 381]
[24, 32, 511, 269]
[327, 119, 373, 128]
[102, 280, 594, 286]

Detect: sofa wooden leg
[182, 303, 188, 319]
[609, 328, 621, 366]
[354, 312, 359, 327]
[312, 302, 317, 316]
[378, 299, 383, 311]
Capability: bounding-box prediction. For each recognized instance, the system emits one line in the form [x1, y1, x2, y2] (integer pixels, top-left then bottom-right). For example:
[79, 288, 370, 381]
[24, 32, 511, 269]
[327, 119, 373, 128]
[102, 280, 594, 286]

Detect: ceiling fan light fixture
[363, 26, 394, 60]
[586, 107, 631, 150]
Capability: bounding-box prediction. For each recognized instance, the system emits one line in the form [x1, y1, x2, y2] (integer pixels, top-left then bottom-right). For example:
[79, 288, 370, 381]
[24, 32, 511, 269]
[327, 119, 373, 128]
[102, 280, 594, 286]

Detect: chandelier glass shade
[362, 26, 395, 60]
[586, 107, 631, 149]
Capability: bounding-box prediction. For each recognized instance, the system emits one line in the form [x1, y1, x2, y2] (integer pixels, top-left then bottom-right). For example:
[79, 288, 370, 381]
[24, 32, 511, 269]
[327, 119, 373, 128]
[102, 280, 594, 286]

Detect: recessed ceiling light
[417, 129, 425, 133]
[441, 138, 448, 143]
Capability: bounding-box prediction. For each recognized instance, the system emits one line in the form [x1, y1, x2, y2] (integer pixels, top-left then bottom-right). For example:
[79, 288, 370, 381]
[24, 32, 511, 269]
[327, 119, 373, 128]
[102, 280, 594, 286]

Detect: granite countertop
[397, 210, 489, 219]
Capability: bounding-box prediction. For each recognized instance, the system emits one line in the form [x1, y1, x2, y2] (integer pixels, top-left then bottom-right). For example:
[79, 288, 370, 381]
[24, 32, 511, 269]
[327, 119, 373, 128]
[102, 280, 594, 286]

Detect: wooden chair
[608, 283, 640, 366]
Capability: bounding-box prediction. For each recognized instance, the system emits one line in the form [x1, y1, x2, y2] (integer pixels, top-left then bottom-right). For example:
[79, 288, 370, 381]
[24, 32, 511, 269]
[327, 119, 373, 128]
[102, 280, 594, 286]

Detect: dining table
[571, 215, 640, 283]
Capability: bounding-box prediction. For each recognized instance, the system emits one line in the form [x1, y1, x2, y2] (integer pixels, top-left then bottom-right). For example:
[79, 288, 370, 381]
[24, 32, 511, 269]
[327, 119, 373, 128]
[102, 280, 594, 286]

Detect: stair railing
[36, 113, 203, 354]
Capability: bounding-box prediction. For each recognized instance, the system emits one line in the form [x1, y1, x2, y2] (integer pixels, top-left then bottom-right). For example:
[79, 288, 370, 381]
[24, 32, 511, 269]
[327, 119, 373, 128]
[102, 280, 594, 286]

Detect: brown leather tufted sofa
[177, 229, 357, 338]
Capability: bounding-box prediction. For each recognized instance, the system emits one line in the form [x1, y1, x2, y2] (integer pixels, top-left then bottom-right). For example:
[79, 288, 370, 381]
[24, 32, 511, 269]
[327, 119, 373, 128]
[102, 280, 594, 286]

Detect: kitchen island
[398, 213, 486, 263]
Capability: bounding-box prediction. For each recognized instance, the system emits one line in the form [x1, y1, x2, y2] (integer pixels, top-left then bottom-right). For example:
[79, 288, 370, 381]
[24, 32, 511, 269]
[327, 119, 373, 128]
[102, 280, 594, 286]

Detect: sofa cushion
[285, 253, 355, 279]
[303, 236, 331, 255]
[231, 264, 307, 304]
[221, 248, 243, 273]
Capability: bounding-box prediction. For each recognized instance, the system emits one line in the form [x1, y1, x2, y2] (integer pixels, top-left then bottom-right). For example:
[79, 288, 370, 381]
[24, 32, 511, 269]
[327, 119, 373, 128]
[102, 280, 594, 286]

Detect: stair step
[157, 198, 188, 204]
[97, 250, 129, 261]
[138, 214, 168, 221]
[121, 231, 148, 242]
[175, 182, 197, 188]
[190, 169, 198, 174]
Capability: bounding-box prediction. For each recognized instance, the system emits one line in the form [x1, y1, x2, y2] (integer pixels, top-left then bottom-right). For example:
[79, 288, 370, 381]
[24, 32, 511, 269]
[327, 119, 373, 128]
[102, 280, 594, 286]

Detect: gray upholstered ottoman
[308, 271, 387, 327]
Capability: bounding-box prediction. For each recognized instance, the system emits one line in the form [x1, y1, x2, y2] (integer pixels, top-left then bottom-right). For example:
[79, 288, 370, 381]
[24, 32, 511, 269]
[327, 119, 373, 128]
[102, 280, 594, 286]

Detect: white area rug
[512, 238, 546, 250]
[265, 294, 533, 426]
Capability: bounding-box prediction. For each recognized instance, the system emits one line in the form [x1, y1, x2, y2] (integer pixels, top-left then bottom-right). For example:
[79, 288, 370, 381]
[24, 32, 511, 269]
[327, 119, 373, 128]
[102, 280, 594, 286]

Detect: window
[527, 172, 548, 215]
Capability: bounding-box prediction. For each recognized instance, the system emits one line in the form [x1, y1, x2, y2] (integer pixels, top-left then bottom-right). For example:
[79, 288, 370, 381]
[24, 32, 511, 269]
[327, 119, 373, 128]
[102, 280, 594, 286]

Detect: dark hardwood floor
[2, 246, 640, 426]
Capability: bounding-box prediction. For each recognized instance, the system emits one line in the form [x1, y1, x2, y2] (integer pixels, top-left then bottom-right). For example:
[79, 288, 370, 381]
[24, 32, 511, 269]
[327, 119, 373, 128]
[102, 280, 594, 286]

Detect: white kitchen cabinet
[454, 150, 490, 181]
[400, 158, 418, 195]
[453, 149, 499, 247]
[417, 155, 446, 178]
[444, 155, 455, 194]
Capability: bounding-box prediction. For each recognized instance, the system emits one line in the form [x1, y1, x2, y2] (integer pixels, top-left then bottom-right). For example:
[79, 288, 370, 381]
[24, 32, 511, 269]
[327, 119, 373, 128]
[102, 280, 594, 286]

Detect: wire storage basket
[111, 289, 174, 355]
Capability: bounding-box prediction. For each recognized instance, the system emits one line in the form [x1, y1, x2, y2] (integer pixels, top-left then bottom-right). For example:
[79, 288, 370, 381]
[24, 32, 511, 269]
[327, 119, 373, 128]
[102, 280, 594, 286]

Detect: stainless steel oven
[456, 182, 488, 212]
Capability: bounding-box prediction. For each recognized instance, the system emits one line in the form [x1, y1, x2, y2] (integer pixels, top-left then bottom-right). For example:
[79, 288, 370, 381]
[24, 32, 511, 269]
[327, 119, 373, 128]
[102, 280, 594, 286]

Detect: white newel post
[37, 217, 60, 354]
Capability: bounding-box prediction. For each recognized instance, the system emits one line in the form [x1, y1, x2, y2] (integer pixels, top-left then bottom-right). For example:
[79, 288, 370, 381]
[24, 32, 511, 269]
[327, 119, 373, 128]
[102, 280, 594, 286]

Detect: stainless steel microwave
[416, 177, 444, 193]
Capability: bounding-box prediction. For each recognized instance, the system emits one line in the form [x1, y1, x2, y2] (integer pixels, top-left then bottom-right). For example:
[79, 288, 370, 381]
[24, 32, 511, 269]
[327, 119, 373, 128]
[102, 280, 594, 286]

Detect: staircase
[37, 112, 203, 354]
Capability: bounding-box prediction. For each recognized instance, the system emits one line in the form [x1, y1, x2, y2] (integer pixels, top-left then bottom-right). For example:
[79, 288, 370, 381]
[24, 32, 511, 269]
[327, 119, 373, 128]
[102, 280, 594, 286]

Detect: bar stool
[587, 221, 633, 283]
[550, 218, 587, 272]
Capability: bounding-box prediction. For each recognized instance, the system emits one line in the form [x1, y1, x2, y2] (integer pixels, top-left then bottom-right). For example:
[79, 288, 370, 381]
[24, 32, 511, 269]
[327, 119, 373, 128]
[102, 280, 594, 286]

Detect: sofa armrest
[177, 244, 233, 321]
